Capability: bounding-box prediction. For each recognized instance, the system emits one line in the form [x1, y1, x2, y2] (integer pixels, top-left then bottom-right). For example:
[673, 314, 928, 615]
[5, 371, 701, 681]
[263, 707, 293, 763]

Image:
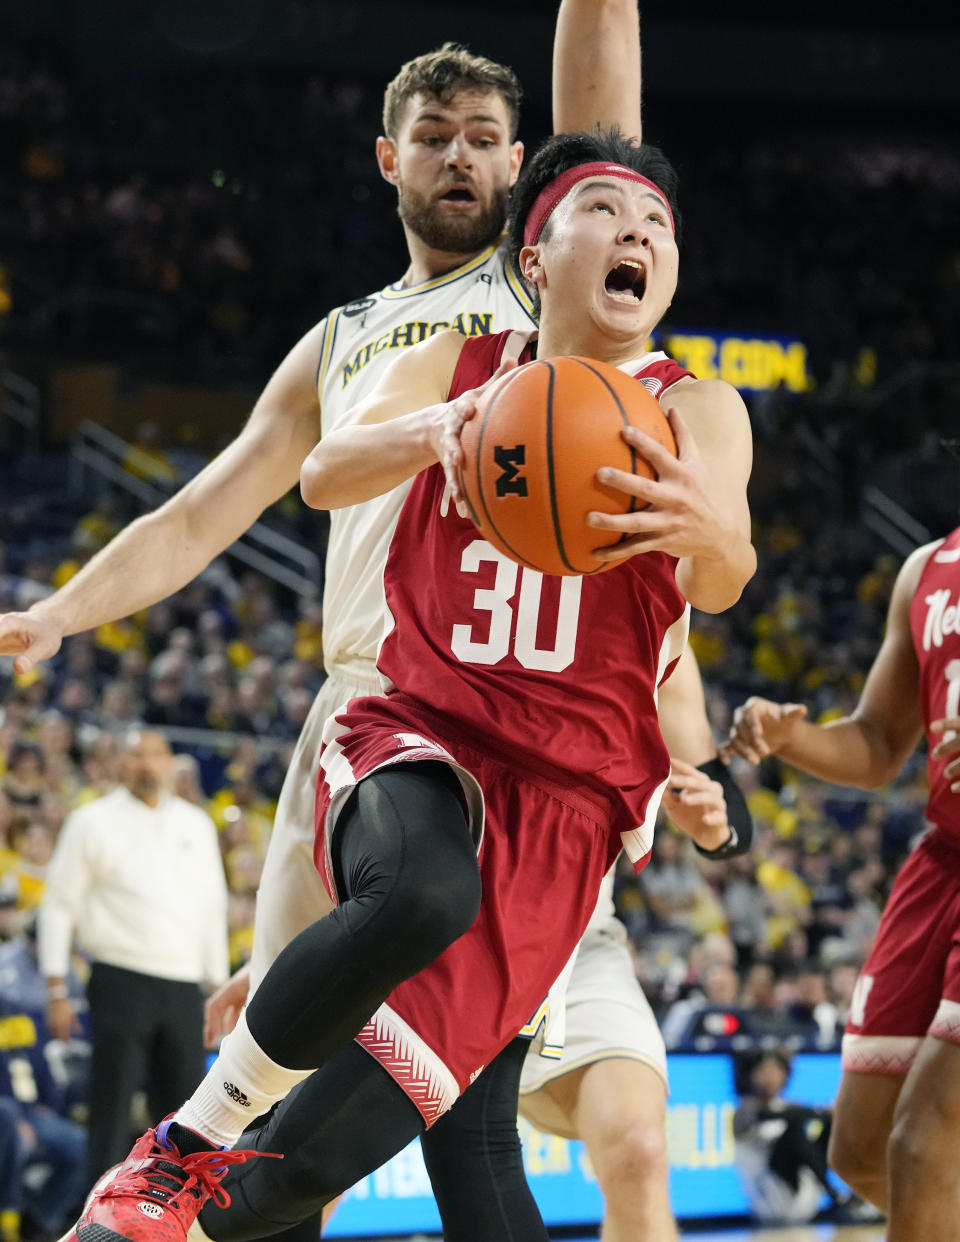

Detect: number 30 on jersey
[450, 539, 583, 673]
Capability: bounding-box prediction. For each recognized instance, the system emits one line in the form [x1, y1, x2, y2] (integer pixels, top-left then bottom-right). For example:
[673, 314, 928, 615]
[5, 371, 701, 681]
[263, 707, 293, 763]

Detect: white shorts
[248, 667, 381, 993]
[518, 914, 668, 1106]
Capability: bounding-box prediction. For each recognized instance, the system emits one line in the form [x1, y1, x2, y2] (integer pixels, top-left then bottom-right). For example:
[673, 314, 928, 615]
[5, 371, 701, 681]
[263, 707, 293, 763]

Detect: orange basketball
[458, 356, 677, 576]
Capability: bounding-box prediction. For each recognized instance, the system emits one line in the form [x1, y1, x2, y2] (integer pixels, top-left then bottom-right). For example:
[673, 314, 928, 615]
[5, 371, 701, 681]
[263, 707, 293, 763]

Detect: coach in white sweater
[39, 730, 228, 1183]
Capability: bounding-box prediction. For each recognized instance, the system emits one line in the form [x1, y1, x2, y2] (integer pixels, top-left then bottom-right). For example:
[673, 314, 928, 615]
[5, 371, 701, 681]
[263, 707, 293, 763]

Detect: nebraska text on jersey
[923, 588, 960, 650]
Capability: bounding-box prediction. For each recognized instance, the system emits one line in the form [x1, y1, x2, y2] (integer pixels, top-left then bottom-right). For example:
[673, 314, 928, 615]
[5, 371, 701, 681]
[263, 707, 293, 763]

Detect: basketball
[457, 356, 678, 576]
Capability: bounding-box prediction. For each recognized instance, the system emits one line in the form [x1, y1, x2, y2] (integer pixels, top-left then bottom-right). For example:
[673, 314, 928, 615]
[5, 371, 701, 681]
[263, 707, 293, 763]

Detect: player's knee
[887, 1115, 926, 1186]
[595, 1119, 669, 1193]
[887, 1104, 955, 1190]
[827, 1123, 880, 1198]
[403, 857, 482, 955]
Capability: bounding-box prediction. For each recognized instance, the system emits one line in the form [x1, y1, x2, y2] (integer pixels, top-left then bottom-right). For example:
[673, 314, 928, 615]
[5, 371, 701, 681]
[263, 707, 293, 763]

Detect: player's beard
[398, 182, 509, 255]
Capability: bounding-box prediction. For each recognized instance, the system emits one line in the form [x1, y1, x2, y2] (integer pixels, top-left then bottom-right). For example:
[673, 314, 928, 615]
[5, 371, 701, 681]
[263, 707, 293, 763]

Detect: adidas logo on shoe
[223, 1082, 251, 1107]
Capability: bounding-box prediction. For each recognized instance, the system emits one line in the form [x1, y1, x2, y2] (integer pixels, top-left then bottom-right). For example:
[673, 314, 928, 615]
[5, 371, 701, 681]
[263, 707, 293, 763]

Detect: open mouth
[439, 187, 477, 205]
[604, 258, 646, 304]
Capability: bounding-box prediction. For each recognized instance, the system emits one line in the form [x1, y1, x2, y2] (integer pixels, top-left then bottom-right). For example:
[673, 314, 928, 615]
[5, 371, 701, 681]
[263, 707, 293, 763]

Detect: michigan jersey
[316, 242, 536, 679]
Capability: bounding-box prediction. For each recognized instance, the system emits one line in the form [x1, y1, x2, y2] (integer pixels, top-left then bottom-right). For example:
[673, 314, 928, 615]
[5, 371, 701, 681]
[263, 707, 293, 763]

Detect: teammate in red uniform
[65, 128, 754, 1242]
[725, 525, 960, 1242]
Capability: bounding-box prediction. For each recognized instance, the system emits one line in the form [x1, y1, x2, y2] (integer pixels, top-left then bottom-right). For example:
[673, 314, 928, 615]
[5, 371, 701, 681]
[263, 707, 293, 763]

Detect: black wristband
[692, 758, 754, 860]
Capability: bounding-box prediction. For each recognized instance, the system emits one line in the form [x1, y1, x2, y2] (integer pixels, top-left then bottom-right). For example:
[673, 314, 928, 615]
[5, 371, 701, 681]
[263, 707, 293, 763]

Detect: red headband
[522, 161, 674, 248]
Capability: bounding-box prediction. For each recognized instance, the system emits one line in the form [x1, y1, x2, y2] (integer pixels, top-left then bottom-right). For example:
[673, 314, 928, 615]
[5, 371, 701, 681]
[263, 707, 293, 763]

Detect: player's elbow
[681, 547, 757, 614]
[857, 756, 904, 790]
[299, 454, 329, 510]
[852, 717, 912, 788]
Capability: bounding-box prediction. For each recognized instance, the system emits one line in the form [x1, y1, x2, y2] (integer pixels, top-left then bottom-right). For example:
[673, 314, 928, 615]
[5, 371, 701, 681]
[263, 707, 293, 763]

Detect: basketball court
[370, 1227, 885, 1242]
[681, 1228, 883, 1242]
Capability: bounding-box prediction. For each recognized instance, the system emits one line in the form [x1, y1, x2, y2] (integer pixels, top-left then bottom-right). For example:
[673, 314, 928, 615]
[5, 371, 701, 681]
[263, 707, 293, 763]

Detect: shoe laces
[104, 1136, 273, 1213]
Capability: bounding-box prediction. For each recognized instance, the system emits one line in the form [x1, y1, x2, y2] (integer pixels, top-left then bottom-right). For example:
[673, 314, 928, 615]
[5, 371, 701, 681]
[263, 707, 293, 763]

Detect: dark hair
[733, 1046, 793, 1095]
[382, 43, 522, 141]
[7, 741, 44, 772]
[507, 128, 682, 306]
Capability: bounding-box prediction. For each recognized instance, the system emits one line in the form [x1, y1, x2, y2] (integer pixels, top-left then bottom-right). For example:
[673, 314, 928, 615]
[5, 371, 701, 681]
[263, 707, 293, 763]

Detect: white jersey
[316, 241, 536, 679]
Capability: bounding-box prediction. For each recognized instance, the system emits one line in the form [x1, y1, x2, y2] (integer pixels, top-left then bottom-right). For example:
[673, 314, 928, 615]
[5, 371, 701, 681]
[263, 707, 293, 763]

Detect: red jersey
[375, 332, 692, 863]
[911, 526, 960, 836]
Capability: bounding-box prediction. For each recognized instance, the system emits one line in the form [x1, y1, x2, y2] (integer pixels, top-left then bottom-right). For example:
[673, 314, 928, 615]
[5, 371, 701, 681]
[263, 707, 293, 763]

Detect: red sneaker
[73, 1118, 267, 1242]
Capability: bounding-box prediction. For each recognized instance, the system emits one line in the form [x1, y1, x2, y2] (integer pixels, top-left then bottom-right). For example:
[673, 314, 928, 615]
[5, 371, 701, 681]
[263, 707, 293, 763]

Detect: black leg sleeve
[202, 1044, 424, 1241]
[245, 761, 481, 1069]
[421, 1037, 549, 1242]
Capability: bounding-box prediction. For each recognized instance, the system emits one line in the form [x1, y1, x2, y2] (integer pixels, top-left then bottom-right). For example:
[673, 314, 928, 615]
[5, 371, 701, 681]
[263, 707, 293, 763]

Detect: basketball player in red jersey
[725, 523, 960, 1242]
[54, 128, 753, 1242]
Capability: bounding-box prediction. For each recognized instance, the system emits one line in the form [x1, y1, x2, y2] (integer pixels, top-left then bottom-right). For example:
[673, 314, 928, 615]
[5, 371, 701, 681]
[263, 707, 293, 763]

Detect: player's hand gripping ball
[457, 356, 677, 576]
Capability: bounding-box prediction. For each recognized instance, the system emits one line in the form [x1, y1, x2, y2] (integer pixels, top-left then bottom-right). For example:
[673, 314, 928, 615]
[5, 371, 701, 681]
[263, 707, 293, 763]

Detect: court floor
[561, 1229, 885, 1242]
[680, 1228, 884, 1241]
[369, 1227, 885, 1242]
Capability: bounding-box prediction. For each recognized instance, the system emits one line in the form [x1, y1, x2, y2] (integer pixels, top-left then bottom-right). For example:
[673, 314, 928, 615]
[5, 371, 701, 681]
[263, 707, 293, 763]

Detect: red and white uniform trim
[841, 1034, 922, 1076]
[354, 1003, 460, 1126]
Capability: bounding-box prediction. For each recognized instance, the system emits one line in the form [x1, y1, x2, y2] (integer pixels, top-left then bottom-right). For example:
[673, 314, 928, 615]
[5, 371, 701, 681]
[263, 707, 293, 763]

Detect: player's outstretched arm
[552, 0, 642, 138]
[301, 333, 515, 510]
[0, 321, 327, 673]
[588, 378, 756, 612]
[723, 540, 939, 787]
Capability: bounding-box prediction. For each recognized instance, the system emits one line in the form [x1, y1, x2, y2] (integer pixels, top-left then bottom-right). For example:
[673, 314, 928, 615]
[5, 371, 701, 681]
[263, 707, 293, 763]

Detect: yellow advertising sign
[657, 331, 813, 393]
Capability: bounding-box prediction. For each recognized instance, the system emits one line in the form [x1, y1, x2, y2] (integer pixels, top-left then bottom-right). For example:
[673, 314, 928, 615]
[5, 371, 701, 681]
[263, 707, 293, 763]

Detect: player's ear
[519, 245, 543, 284]
[376, 137, 400, 186]
[508, 141, 524, 188]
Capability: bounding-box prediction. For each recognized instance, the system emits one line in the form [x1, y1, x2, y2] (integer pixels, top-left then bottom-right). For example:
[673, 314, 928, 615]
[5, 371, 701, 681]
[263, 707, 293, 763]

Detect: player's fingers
[443, 466, 463, 508]
[589, 528, 686, 563]
[673, 788, 720, 808]
[593, 465, 661, 503]
[586, 504, 667, 534]
[666, 768, 710, 792]
[722, 735, 763, 765]
[0, 624, 35, 661]
[589, 533, 655, 563]
[936, 742, 960, 767]
[620, 425, 678, 475]
[738, 708, 770, 754]
[664, 407, 696, 458]
[449, 392, 479, 424]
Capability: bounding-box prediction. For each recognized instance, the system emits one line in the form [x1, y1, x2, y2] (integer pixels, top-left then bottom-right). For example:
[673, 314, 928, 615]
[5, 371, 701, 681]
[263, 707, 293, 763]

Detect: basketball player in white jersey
[1, 15, 749, 1242]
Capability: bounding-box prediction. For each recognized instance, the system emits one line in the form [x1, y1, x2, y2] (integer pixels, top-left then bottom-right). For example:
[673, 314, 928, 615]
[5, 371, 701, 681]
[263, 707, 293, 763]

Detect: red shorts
[315, 694, 624, 1125]
[842, 826, 960, 1075]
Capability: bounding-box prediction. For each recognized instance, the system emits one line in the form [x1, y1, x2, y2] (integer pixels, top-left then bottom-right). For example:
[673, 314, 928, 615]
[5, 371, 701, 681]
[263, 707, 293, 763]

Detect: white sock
[173, 1010, 313, 1149]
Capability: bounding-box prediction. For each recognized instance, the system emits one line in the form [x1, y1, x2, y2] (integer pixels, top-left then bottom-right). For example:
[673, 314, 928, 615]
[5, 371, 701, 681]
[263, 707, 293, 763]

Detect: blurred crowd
[0, 36, 958, 408]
